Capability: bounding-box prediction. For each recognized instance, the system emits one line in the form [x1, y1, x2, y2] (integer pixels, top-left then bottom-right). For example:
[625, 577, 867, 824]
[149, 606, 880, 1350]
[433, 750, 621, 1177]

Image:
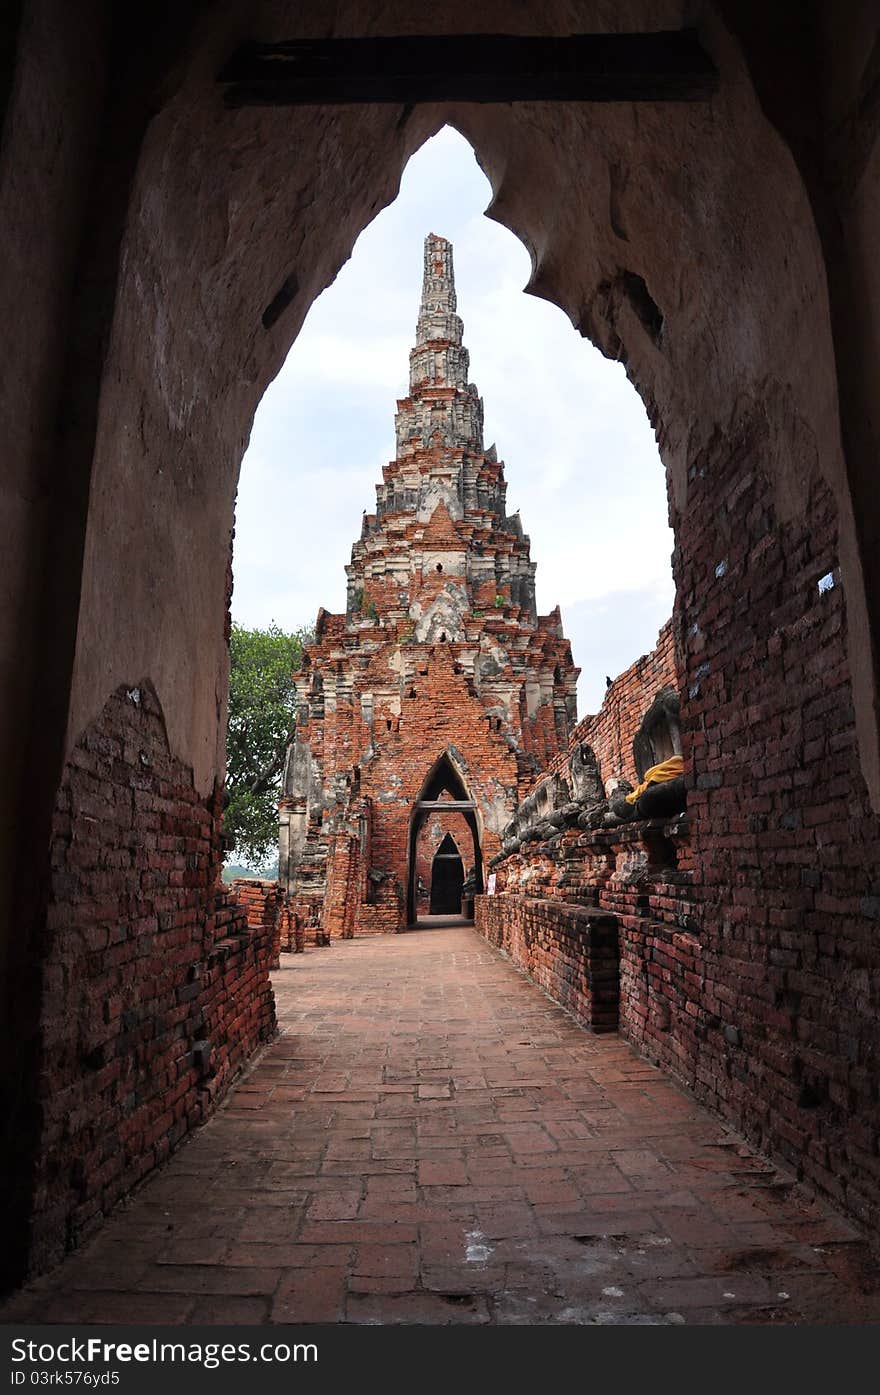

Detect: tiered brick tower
[279, 234, 579, 935]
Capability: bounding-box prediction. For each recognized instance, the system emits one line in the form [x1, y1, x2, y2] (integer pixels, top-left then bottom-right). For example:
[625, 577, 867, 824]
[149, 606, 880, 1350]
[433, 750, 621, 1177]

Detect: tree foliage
[224, 621, 311, 871]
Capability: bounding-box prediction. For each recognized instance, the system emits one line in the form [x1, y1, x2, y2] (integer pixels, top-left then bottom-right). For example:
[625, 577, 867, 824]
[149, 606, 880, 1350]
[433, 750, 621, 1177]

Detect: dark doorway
[429, 833, 465, 914]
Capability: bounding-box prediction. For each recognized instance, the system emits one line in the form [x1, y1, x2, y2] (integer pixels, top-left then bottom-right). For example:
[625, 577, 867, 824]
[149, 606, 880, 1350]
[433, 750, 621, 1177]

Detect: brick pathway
[5, 925, 880, 1325]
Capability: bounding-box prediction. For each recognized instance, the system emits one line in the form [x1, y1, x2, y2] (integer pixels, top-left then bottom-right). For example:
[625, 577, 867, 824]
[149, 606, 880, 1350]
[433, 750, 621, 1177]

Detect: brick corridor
[5, 926, 880, 1325]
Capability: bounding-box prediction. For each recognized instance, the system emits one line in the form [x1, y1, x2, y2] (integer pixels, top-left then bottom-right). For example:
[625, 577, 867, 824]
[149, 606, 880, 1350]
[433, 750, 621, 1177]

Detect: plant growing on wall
[224, 621, 312, 872]
[349, 586, 378, 620]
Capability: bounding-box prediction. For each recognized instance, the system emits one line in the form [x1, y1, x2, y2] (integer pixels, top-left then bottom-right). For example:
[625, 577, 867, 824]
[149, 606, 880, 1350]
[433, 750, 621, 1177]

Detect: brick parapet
[476, 895, 620, 1032]
[479, 816, 695, 1041]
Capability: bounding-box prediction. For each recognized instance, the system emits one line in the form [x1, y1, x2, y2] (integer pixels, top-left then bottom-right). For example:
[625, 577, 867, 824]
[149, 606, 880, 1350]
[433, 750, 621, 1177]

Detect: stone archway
[407, 751, 483, 927]
[4, 4, 880, 1284]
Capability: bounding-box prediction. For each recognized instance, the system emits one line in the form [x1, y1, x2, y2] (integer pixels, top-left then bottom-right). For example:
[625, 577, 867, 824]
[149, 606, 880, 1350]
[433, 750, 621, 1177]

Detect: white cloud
[232, 126, 675, 716]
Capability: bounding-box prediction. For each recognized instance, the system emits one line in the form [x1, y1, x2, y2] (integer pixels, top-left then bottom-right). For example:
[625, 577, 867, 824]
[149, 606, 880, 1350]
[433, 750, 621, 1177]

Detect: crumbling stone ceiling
[65, 0, 878, 805]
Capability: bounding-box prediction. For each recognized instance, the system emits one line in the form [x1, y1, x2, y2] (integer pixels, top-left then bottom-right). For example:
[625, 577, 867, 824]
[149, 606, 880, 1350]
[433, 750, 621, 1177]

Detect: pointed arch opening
[429, 832, 465, 914]
[407, 750, 483, 927]
[6, 9, 880, 1292]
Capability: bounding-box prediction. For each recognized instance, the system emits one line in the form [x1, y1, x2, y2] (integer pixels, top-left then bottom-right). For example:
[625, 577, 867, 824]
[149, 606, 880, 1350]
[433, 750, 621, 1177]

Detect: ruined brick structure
[229, 878, 284, 965]
[475, 618, 687, 1033]
[479, 468, 880, 1235]
[557, 619, 679, 790]
[6, 2, 880, 1290]
[36, 682, 277, 1271]
[279, 235, 579, 936]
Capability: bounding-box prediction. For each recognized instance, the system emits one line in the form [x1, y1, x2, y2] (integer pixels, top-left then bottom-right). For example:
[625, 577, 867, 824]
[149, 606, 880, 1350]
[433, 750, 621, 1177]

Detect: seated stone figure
[607, 777, 637, 823]
[624, 754, 685, 819]
[490, 747, 686, 868]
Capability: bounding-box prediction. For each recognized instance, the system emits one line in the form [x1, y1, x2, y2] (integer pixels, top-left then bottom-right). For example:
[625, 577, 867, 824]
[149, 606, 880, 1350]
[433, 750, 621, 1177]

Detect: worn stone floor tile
[189, 1295, 271, 1324]
[3, 926, 878, 1326]
[271, 1268, 347, 1323]
[345, 1290, 491, 1324]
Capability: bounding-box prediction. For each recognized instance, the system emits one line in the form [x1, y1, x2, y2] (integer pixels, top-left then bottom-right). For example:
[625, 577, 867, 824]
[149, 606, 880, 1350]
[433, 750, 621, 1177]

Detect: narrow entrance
[407, 751, 483, 926]
[429, 833, 465, 914]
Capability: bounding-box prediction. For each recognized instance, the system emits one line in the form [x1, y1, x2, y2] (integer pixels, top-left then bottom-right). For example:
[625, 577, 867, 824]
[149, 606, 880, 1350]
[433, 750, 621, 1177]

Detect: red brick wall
[479, 450, 880, 1241]
[478, 894, 619, 1031]
[617, 918, 706, 1086]
[230, 878, 283, 967]
[547, 619, 678, 789]
[323, 831, 364, 940]
[35, 682, 276, 1272]
[307, 649, 520, 935]
[361, 653, 518, 929]
[478, 817, 693, 1051]
[358, 887, 404, 936]
[671, 460, 880, 1225]
[277, 899, 315, 953]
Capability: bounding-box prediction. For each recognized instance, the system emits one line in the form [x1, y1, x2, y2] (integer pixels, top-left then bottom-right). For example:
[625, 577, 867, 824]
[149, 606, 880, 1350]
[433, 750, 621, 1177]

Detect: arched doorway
[407, 751, 483, 926]
[429, 833, 465, 914]
[6, 9, 880, 1285]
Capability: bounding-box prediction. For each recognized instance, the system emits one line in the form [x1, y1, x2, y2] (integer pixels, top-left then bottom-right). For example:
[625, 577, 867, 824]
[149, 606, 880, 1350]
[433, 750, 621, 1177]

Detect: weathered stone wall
[230, 878, 283, 968]
[477, 895, 619, 1031]
[550, 620, 678, 789]
[35, 683, 276, 1273]
[480, 456, 880, 1238]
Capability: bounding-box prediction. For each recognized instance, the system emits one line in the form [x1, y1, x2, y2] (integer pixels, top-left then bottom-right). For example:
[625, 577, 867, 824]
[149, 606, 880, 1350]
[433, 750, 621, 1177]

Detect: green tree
[225, 621, 311, 871]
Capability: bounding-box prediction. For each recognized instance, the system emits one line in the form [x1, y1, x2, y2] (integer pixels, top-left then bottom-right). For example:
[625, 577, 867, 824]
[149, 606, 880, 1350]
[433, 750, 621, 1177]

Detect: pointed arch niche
[407, 750, 483, 926]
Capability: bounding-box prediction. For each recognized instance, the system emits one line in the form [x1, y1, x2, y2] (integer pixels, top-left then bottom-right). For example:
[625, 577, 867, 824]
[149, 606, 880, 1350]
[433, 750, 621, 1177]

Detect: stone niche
[632, 687, 682, 781]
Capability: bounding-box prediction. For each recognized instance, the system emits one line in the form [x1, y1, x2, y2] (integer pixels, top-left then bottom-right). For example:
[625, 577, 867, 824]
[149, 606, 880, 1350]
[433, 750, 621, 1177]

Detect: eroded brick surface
[34, 682, 276, 1274]
[230, 879, 283, 966]
[5, 928, 878, 1326]
[483, 456, 880, 1241]
[546, 620, 677, 790]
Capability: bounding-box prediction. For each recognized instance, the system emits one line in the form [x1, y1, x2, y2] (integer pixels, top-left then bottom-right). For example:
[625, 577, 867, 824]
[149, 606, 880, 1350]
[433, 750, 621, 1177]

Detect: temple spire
[408, 234, 475, 408]
[415, 233, 462, 346]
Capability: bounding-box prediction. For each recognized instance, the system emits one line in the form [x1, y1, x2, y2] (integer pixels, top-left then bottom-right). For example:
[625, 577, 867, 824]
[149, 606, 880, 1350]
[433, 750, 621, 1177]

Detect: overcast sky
[232, 126, 675, 717]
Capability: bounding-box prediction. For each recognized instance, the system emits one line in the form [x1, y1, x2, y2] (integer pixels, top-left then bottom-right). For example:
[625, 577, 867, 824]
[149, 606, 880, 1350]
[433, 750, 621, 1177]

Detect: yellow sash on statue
[625, 754, 684, 804]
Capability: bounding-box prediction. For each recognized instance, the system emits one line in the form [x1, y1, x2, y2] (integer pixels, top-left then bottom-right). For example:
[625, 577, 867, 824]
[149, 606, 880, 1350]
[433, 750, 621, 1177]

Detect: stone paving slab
[3, 925, 880, 1325]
